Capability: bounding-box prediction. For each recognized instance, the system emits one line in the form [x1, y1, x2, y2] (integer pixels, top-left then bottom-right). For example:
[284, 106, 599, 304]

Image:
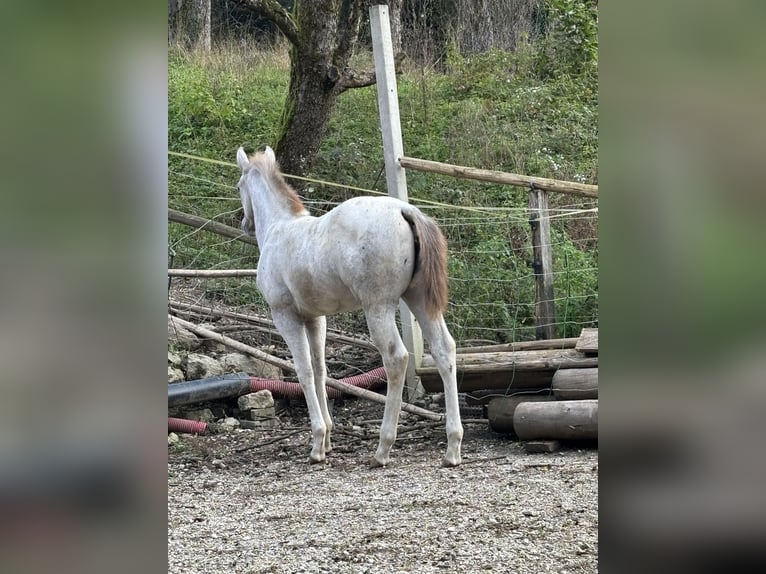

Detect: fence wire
[169, 157, 598, 351]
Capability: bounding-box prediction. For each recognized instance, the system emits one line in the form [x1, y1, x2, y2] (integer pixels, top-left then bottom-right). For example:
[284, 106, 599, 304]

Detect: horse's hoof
[309, 454, 326, 465]
[441, 456, 461, 468]
[368, 456, 387, 469]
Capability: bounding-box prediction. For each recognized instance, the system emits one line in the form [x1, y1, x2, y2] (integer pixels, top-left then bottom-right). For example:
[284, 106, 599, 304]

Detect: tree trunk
[276, 42, 341, 177]
[233, 1, 376, 176]
[171, 0, 212, 51]
[275, 1, 365, 177]
[388, 0, 403, 56]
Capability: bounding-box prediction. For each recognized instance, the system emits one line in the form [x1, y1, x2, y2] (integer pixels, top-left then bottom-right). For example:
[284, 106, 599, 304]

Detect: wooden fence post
[370, 4, 424, 401]
[529, 189, 556, 339]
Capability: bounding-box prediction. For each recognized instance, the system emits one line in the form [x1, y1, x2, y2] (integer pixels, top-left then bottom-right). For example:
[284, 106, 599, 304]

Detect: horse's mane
[249, 150, 307, 216]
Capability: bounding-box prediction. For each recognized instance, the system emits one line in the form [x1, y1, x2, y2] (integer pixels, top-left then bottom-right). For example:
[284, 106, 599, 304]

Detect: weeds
[168, 30, 598, 343]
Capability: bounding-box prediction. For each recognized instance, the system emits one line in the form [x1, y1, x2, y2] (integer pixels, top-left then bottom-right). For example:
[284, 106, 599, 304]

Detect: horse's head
[236, 146, 278, 237]
[236, 146, 307, 231]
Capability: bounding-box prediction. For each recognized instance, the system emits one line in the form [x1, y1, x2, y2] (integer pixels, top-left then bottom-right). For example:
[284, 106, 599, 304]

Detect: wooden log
[168, 315, 443, 421]
[575, 328, 598, 355]
[398, 156, 599, 198]
[456, 337, 578, 354]
[551, 368, 598, 400]
[487, 395, 556, 433]
[463, 388, 551, 406]
[513, 400, 598, 440]
[168, 208, 259, 247]
[419, 348, 597, 392]
[422, 370, 557, 394]
[421, 348, 596, 372]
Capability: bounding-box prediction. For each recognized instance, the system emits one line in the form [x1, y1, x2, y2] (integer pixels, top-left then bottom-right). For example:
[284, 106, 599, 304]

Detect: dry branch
[168, 315, 442, 421]
[168, 269, 258, 278]
[399, 156, 598, 198]
[171, 314, 294, 371]
[168, 208, 259, 247]
[169, 300, 377, 351]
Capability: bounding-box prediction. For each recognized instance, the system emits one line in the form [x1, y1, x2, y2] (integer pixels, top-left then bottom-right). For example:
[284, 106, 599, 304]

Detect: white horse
[236, 146, 463, 467]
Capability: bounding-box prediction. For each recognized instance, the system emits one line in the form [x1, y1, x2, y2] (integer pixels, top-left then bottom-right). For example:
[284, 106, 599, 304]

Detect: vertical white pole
[369, 4, 424, 401]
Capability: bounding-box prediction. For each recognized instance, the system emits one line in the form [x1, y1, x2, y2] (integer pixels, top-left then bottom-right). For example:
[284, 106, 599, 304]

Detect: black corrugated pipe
[168, 367, 388, 408]
[168, 367, 388, 434]
[168, 372, 252, 407]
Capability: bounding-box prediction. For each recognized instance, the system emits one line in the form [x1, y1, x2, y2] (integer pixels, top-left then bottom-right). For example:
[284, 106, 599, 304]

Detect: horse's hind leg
[403, 295, 463, 467]
[271, 309, 328, 463]
[365, 304, 409, 467]
[306, 316, 333, 453]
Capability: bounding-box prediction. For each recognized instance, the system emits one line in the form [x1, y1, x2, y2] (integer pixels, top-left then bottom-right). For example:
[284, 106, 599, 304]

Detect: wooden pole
[529, 189, 556, 339]
[513, 399, 598, 440]
[168, 208, 259, 247]
[169, 315, 442, 421]
[370, 4, 424, 402]
[399, 156, 598, 198]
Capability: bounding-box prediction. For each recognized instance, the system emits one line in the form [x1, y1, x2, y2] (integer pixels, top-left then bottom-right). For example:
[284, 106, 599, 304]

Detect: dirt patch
[168, 400, 598, 573]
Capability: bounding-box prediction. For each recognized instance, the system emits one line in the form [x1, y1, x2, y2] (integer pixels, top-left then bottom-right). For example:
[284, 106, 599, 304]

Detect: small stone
[184, 353, 224, 380]
[186, 408, 215, 423]
[220, 352, 283, 380]
[167, 432, 179, 445]
[168, 351, 182, 366]
[238, 389, 274, 410]
[168, 366, 185, 383]
[168, 316, 201, 350]
[218, 417, 240, 431]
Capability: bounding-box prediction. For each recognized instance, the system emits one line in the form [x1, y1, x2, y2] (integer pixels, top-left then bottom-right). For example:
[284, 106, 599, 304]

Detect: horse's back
[259, 196, 417, 317]
[320, 196, 416, 292]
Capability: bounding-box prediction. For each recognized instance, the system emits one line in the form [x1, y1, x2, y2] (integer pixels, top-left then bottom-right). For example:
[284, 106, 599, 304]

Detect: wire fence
[168, 153, 598, 353]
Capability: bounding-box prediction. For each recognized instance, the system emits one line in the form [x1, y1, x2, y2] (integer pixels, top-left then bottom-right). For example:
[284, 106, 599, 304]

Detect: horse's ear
[236, 147, 249, 171]
[264, 146, 276, 162]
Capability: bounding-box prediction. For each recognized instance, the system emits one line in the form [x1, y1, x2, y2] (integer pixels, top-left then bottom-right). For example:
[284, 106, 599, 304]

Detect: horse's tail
[401, 207, 449, 318]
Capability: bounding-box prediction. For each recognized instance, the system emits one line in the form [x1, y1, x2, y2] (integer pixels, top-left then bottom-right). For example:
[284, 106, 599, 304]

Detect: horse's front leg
[306, 316, 333, 453]
[271, 310, 328, 463]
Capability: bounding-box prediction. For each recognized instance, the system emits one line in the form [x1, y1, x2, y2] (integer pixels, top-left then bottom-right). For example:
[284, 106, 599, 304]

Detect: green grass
[168, 41, 598, 343]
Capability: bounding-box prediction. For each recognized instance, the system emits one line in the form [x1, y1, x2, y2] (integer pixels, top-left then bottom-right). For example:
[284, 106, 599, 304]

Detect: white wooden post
[370, 4, 424, 401]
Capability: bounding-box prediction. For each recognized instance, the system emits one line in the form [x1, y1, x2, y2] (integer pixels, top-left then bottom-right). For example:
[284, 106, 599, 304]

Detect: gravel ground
[168, 400, 598, 573]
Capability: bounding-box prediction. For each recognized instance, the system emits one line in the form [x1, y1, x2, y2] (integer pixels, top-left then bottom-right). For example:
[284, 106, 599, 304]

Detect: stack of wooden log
[418, 328, 598, 451]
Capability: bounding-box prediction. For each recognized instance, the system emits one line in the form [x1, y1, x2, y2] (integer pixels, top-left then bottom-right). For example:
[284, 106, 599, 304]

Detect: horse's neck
[253, 187, 303, 246]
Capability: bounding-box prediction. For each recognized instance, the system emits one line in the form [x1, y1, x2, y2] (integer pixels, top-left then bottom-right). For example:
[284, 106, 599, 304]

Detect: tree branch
[336, 53, 406, 93]
[334, 0, 366, 65]
[337, 67, 376, 93]
[233, 0, 300, 47]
